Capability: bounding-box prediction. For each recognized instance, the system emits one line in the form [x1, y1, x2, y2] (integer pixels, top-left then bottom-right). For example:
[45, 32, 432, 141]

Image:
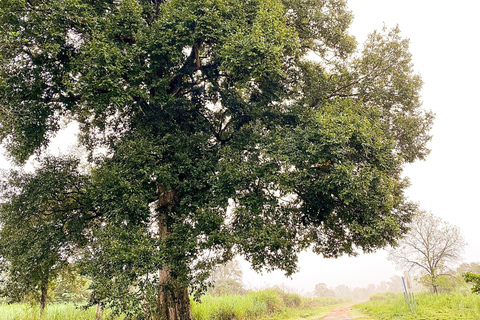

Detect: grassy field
[191, 289, 346, 320]
[352, 292, 480, 320]
[0, 303, 104, 320]
[0, 289, 346, 320]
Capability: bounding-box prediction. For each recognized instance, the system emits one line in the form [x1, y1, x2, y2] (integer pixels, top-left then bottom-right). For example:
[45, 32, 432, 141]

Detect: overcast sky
[1, 0, 479, 295]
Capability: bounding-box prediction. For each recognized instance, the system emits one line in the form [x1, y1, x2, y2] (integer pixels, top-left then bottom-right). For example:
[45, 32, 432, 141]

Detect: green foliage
[0, 0, 433, 317]
[0, 157, 88, 307]
[51, 269, 91, 304]
[354, 292, 480, 320]
[463, 272, 480, 294]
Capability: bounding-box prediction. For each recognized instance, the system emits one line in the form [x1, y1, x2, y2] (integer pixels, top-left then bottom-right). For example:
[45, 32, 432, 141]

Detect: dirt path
[321, 304, 356, 320]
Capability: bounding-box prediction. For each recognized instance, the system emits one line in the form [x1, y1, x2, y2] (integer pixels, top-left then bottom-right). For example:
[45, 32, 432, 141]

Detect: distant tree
[208, 260, 246, 296]
[376, 281, 389, 293]
[210, 260, 243, 283]
[388, 211, 466, 293]
[463, 272, 480, 294]
[453, 263, 480, 293]
[351, 287, 368, 301]
[314, 283, 336, 297]
[386, 275, 404, 292]
[366, 284, 376, 297]
[456, 262, 480, 275]
[334, 285, 351, 299]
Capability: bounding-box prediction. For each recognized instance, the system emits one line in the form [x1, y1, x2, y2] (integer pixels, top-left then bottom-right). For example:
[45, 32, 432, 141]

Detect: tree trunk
[431, 274, 438, 294]
[156, 186, 192, 320]
[95, 304, 103, 320]
[40, 285, 47, 312]
[157, 267, 192, 320]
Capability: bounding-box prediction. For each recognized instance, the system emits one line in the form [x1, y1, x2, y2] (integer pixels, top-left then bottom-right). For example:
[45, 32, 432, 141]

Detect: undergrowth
[0, 289, 346, 320]
[353, 292, 480, 320]
[191, 289, 346, 320]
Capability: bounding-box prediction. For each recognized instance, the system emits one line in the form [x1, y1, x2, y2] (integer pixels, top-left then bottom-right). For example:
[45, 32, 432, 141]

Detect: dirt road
[321, 304, 355, 320]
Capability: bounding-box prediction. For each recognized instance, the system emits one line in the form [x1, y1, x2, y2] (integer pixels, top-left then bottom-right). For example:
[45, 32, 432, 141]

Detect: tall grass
[191, 289, 346, 320]
[0, 290, 346, 320]
[353, 292, 480, 320]
[0, 303, 104, 320]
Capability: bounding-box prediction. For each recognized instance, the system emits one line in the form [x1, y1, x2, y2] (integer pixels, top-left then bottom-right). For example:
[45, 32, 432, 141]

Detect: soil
[321, 304, 356, 320]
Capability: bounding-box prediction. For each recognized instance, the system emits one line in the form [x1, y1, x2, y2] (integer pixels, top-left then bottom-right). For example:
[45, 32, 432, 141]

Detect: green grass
[0, 303, 106, 320]
[352, 292, 480, 320]
[191, 289, 347, 320]
[0, 290, 346, 320]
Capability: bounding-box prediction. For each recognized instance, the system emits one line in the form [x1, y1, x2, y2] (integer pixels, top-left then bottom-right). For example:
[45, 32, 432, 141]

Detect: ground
[321, 304, 356, 320]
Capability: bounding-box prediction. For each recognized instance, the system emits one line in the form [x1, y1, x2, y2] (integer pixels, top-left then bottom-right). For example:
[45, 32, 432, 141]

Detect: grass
[352, 292, 480, 320]
[191, 289, 346, 320]
[0, 290, 346, 320]
[0, 303, 106, 320]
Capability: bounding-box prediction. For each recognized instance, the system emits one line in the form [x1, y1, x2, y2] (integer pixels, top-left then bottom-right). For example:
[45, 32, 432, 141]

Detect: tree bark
[40, 285, 47, 312]
[156, 186, 192, 320]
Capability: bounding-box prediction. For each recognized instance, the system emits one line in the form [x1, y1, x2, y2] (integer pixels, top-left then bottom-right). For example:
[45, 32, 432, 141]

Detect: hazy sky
[1, 0, 479, 295]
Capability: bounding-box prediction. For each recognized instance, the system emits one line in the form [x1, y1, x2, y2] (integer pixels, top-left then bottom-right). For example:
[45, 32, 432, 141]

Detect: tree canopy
[0, 0, 433, 318]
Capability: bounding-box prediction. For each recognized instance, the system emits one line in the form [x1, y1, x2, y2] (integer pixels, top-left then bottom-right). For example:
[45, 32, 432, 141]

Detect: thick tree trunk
[156, 186, 192, 320]
[40, 285, 47, 312]
[157, 267, 192, 320]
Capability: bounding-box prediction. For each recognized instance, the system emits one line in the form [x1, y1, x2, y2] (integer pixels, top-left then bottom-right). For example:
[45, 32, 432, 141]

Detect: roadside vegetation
[0, 289, 347, 320]
[192, 289, 346, 320]
[352, 292, 480, 320]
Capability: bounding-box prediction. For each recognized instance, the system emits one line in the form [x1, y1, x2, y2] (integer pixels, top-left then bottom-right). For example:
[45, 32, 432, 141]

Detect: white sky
[1, 0, 479, 295]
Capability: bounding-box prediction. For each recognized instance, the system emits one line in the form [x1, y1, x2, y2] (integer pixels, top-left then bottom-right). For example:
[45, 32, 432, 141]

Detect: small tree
[388, 211, 466, 293]
[0, 157, 86, 310]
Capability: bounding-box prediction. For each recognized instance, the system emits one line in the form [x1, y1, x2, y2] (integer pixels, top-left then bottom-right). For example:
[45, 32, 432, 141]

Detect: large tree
[0, 0, 432, 319]
[388, 211, 466, 293]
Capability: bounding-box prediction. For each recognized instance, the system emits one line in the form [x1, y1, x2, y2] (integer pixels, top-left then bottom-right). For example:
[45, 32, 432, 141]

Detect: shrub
[250, 289, 285, 313]
[463, 272, 480, 294]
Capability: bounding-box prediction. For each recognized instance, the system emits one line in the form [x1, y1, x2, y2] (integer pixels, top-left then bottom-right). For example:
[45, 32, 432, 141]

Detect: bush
[463, 272, 480, 294]
[277, 291, 301, 308]
[250, 289, 285, 314]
